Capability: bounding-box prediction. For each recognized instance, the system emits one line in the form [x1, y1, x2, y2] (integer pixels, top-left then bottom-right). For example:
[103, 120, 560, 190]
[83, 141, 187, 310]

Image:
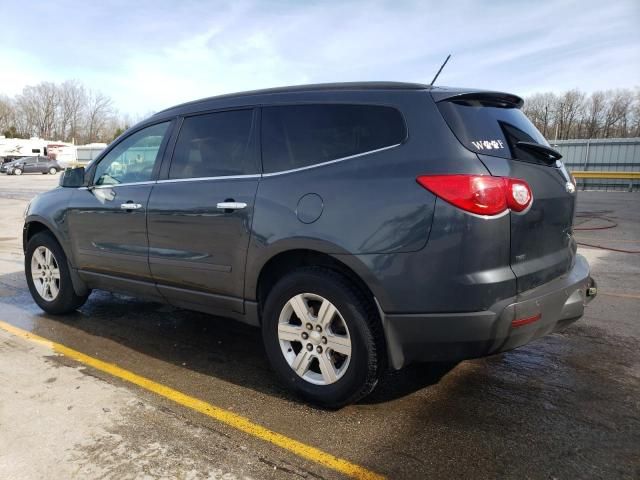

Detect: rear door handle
[120, 203, 143, 210]
[216, 202, 247, 210]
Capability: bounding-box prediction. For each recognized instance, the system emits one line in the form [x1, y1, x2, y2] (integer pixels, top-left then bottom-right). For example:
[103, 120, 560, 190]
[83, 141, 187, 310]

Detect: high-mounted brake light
[416, 175, 532, 216]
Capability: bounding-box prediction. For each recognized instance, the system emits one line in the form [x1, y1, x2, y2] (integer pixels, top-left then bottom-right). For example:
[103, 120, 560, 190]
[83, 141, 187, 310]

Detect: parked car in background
[22, 82, 597, 407]
[0, 159, 20, 173]
[6, 156, 61, 175]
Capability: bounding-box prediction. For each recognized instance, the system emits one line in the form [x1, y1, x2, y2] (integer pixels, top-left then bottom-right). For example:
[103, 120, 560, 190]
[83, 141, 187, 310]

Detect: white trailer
[0, 137, 49, 161]
[0, 137, 108, 168]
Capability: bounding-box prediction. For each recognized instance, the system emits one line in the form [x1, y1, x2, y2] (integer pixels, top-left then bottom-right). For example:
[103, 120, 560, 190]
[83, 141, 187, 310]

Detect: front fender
[23, 187, 75, 263]
[24, 214, 89, 297]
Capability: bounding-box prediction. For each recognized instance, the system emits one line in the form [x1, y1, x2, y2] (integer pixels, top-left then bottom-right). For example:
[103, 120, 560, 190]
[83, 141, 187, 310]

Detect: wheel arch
[23, 218, 60, 252]
[23, 217, 89, 296]
[254, 249, 381, 319]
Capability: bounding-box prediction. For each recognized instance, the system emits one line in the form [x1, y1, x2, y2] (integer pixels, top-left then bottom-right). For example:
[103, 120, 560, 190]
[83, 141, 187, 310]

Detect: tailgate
[435, 91, 577, 293]
[505, 160, 576, 292]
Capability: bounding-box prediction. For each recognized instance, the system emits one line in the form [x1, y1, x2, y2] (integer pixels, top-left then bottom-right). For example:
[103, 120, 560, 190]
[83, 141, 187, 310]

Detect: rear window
[262, 104, 406, 174]
[437, 99, 550, 164]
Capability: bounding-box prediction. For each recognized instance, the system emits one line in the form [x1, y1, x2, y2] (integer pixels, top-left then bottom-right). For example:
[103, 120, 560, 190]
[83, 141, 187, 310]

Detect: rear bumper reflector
[511, 313, 542, 328]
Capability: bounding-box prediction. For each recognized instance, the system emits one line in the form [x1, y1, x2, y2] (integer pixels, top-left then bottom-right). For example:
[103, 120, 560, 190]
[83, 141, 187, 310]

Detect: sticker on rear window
[471, 140, 505, 150]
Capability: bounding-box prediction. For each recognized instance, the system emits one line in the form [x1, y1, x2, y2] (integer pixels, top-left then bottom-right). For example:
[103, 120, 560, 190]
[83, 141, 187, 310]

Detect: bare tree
[630, 89, 640, 138]
[602, 90, 633, 138]
[523, 88, 638, 140]
[1, 80, 124, 143]
[0, 95, 14, 134]
[584, 91, 606, 138]
[553, 89, 585, 140]
[2, 80, 636, 144]
[85, 90, 113, 143]
[56, 80, 87, 142]
[523, 93, 557, 138]
[13, 82, 61, 138]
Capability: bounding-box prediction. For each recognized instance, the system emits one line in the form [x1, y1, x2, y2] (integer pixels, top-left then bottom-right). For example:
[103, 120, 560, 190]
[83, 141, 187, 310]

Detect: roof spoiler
[431, 89, 524, 109]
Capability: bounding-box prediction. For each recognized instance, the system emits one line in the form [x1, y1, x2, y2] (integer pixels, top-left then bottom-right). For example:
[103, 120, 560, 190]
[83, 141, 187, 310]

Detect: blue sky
[1, 0, 638, 115]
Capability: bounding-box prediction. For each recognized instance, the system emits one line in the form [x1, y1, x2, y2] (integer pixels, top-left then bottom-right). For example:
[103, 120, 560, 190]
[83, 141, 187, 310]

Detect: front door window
[94, 122, 170, 186]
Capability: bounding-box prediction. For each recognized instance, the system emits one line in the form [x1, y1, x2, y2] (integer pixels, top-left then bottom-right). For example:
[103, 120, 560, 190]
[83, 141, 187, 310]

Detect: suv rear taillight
[416, 175, 532, 216]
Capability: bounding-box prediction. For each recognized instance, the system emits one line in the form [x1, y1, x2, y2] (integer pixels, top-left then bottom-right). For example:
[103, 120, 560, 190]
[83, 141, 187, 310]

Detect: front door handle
[216, 202, 247, 210]
[120, 203, 143, 210]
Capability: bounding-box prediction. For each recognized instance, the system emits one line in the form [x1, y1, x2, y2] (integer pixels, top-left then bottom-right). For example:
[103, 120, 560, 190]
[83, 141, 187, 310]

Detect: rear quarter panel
[244, 90, 490, 303]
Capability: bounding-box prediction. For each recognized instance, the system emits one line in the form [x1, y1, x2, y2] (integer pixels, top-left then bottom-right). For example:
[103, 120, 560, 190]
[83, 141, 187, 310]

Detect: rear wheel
[48, 167, 57, 175]
[262, 267, 382, 408]
[25, 231, 89, 314]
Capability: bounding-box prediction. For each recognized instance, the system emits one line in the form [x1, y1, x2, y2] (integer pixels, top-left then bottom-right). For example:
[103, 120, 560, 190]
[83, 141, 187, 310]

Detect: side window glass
[261, 104, 406, 173]
[169, 109, 254, 179]
[94, 122, 170, 186]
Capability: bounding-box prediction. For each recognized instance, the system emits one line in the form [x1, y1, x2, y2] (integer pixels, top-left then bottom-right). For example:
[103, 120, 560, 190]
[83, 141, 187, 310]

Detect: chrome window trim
[156, 174, 261, 184]
[83, 143, 402, 186]
[79, 180, 157, 190]
[261, 143, 401, 177]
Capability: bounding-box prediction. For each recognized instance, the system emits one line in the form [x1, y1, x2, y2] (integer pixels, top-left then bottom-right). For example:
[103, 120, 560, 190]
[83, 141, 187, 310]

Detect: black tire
[48, 167, 57, 175]
[25, 231, 89, 314]
[262, 267, 383, 408]
[13, 167, 22, 175]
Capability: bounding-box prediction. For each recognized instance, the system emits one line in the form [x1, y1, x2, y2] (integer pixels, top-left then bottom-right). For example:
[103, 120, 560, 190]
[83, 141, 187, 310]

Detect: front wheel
[13, 168, 22, 175]
[25, 231, 89, 314]
[48, 167, 57, 175]
[262, 268, 383, 408]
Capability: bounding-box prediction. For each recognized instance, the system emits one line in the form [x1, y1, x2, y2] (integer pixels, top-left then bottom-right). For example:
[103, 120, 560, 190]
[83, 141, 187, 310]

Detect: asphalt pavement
[0, 173, 638, 479]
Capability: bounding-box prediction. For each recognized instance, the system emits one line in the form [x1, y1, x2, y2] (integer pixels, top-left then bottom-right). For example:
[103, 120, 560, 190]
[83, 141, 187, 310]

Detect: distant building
[76, 143, 107, 166]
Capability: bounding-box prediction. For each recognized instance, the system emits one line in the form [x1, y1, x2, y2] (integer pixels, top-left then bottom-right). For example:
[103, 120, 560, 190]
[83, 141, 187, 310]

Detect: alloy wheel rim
[30, 246, 60, 301]
[277, 293, 351, 385]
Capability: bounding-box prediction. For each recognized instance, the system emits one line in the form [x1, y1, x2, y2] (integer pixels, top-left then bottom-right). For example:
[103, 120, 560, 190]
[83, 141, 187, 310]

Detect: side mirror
[60, 167, 86, 188]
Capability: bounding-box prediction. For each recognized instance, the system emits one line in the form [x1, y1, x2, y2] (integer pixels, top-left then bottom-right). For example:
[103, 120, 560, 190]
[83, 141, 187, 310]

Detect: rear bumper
[380, 254, 596, 370]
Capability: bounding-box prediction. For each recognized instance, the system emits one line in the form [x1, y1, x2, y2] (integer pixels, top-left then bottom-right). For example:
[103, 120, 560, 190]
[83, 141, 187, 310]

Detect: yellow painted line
[0, 319, 384, 480]
[571, 171, 640, 180]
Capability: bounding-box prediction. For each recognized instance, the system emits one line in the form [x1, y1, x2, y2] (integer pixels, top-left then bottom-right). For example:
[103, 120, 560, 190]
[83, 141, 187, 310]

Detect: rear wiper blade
[516, 141, 562, 164]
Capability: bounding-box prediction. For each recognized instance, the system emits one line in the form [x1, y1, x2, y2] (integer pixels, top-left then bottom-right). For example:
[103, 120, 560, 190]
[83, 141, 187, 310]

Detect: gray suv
[23, 82, 596, 407]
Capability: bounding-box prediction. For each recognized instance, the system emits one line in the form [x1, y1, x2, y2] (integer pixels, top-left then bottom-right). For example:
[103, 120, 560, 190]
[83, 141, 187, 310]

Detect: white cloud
[0, 0, 638, 114]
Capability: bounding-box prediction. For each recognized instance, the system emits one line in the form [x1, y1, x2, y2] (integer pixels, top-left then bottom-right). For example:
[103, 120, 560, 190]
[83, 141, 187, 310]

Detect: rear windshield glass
[262, 104, 406, 174]
[437, 99, 550, 163]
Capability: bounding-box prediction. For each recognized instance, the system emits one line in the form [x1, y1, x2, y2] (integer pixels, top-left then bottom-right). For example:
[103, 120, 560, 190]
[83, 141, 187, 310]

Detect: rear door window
[437, 99, 551, 164]
[261, 104, 406, 174]
[169, 109, 255, 179]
